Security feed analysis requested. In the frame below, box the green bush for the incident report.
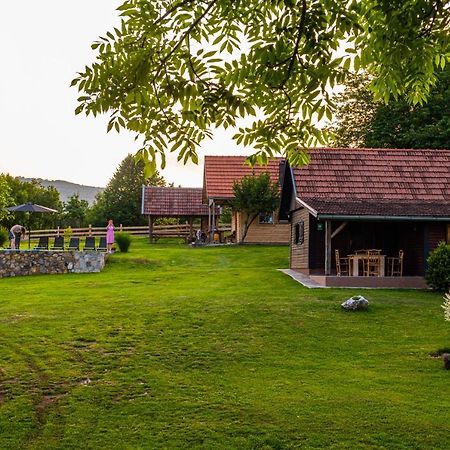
[426,242,450,291]
[0,227,8,247]
[115,232,132,253]
[64,226,73,241]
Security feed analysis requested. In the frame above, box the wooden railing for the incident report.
[28,224,231,240]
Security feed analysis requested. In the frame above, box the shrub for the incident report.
[0,227,8,247]
[115,232,132,253]
[426,242,450,291]
[64,226,73,241]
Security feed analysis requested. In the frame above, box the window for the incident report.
[259,212,274,224]
[294,221,304,245]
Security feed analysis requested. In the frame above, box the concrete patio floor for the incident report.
[278,269,428,289]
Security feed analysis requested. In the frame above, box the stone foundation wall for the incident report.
[0,251,107,278]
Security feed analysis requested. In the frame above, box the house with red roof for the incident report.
[203,156,290,244]
[279,148,450,288]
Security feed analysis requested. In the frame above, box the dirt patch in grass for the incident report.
[0,368,6,405]
[112,257,161,268]
[36,393,67,422]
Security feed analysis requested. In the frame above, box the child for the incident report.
[106,219,115,253]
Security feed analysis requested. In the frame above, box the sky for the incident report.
[0,1,251,189]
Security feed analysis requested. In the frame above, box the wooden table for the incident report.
[348,254,386,277]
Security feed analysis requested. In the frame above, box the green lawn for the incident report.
[0,238,449,449]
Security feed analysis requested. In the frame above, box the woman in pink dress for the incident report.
[106,219,115,253]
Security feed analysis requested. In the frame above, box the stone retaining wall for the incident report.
[0,251,107,278]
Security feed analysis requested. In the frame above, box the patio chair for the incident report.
[387,250,404,277]
[363,250,381,276]
[51,236,64,250]
[97,236,107,252]
[83,236,96,251]
[335,249,352,276]
[34,236,49,251]
[67,237,80,251]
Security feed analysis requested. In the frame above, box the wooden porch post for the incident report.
[325,220,332,275]
[189,216,193,239]
[148,215,154,243]
[209,199,216,242]
[208,200,212,242]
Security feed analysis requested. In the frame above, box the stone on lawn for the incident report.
[341,295,369,311]
[443,353,450,370]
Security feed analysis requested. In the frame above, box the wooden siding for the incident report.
[428,223,448,249]
[290,208,310,270]
[235,212,290,244]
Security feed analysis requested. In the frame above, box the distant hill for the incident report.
[19,177,104,205]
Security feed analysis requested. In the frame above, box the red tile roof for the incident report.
[204,156,283,200]
[142,187,210,216]
[292,148,450,217]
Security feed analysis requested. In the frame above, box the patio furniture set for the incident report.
[335,249,404,277]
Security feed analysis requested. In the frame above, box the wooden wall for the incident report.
[234,211,290,244]
[290,208,310,270]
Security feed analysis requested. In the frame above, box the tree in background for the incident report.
[88,154,165,226]
[364,68,450,149]
[232,172,280,243]
[1,175,62,230]
[0,175,13,223]
[329,68,450,149]
[73,1,449,172]
[63,194,89,228]
[326,73,377,148]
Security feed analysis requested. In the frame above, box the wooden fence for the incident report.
[28,224,231,240]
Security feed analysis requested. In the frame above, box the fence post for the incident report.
[120,224,123,232]
[57,226,60,237]
[89,224,92,236]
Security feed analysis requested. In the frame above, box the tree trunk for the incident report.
[241,213,258,243]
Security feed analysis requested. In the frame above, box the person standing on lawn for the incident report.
[9,225,26,249]
[106,219,115,253]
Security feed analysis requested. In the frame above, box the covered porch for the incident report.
[293,216,448,288]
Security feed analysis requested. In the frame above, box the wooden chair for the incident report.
[363,250,381,276]
[335,249,352,276]
[387,250,404,276]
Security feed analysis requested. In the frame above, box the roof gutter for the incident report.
[317,214,450,222]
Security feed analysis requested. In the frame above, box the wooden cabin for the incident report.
[203,156,290,244]
[279,148,450,288]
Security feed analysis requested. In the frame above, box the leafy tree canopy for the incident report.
[73,0,450,171]
[232,172,280,242]
[0,175,13,222]
[63,194,90,228]
[330,67,450,149]
[326,72,377,148]
[88,154,165,226]
[1,175,62,230]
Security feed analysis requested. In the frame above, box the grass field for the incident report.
[0,238,449,449]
